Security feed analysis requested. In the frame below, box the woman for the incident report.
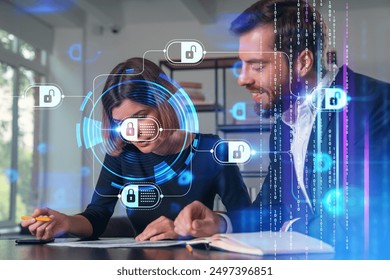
[22,58,251,241]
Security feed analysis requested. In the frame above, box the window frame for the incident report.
[0,31,49,230]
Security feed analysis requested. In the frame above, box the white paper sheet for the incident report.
[47,238,186,248]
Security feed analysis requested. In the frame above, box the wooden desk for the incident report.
[0,239,333,260]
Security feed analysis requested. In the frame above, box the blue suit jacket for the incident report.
[229,66,390,259]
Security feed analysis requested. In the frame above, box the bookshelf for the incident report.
[159,57,271,205]
[160,56,240,133]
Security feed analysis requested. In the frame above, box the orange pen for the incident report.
[185,244,193,254]
[21,216,52,222]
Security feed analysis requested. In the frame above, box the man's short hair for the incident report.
[231,0,328,71]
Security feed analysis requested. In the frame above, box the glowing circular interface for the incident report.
[79,73,199,185]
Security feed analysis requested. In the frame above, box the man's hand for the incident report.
[174,201,226,238]
[135,216,178,241]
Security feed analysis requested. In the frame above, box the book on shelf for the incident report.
[48,231,334,256]
[179,81,203,89]
[179,81,206,103]
[186,90,206,102]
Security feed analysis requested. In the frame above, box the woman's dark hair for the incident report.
[230,0,329,71]
[101,57,179,156]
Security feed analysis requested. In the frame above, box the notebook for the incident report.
[186,231,334,256]
[48,231,334,256]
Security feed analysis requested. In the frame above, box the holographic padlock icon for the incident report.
[185,45,196,59]
[127,189,136,203]
[233,145,244,159]
[44,89,55,103]
[126,122,135,136]
[329,91,341,106]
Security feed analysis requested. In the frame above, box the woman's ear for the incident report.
[296,50,314,78]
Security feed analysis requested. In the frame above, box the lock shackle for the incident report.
[190,45,196,52]
[49,89,55,96]
[128,189,134,195]
[238,145,244,152]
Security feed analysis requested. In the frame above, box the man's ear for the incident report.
[296,50,314,77]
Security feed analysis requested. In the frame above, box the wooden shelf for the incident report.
[240,171,269,178]
[218,123,272,133]
[194,103,223,112]
[160,56,240,70]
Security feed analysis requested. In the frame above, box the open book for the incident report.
[186,231,334,256]
[48,231,334,256]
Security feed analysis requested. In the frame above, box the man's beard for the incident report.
[254,102,271,117]
[254,82,301,118]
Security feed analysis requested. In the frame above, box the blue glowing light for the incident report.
[154,161,176,185]
[76,123,82,147]
[323,188,344,216]
[67,43,101,63]
[231,60,242,78]
[82,77,198,185]
[68,43,82,62]
[4,168,19,183]
[230,102,246,121]
[80,91,93,112]
[305,94,313,103]
[81,166,91,177]
[314,152,333,172]
[82,117,103,149]
[15,0,73,14]
[178,170,193,186]
[36,143,48,154]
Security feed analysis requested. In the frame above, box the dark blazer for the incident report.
[80,133,251,239]
[229,66,390,259]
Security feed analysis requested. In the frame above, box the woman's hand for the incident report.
[135,216,178,241]
[21,208,70,240]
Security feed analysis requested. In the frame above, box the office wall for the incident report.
[45,28,84,213]
[0,1,54,52]
[329,3,390,83]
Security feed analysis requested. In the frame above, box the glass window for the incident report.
[19,40,36,62]
[19,39,47,66]
[0,61,15,222]
[0,28,46,228]
[40,50,47,66]
[0,28,46,66]
[0,29,17,52]
[17,67,38,221]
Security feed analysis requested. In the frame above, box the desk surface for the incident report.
[0,239,334,260]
